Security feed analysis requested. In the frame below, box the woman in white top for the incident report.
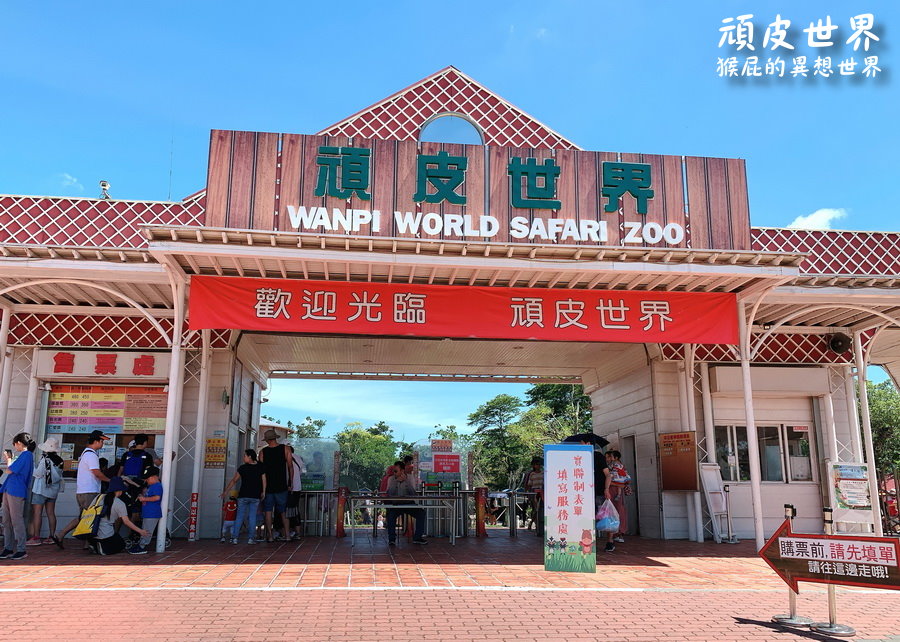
[27,437,65,546]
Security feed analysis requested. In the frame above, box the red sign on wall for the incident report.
[433,453,461,474]
[188,276,738,345]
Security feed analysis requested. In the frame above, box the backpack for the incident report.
[123,449,151,477]
[73,494,105,540]
[32,456,62,499]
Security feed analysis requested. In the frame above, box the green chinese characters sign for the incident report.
[314,144,653,214]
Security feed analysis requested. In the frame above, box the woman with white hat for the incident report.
[26,437,64,546]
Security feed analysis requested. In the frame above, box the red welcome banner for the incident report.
[188,276,738,345]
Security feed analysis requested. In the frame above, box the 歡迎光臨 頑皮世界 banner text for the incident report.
[187,276,738,345]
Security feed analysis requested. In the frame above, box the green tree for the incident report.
[260,415,326,439]
[395,440,416,458]
[524,384,593,434]
[292,416,326,439]
[468,394,524,489]
[429,424,474,451]
[368,420,393,437]
[867,380,900,472]
[335,422,398,490]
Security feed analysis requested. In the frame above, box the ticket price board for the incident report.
[543,444,596,573]
[760,519,900,592]
[659,432,699,491]
[204,437,226,469]
[47,385,167,434]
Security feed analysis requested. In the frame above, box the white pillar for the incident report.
[164,348,186,521]
[676,360,696,541]
[692,492,704,544]
[22,349,40,435]
[822,392,839,463]
[853,332,883,537]
[0,307,11,382]
[683,355,703,543]
[157,278,185,553]
[0,348,13,445]
[188,329,212,541]
[843,366,863,460]
[700,363,716,464]
[737,301,766,549]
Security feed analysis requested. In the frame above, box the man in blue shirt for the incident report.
[1,433,35,559]
[129,466,163,555]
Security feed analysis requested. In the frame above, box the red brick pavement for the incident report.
[0,531,896,640]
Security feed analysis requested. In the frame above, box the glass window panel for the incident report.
[735,426,751,481]
[757,425,784,482]
[786,427,813,481]
[715,425,735,481]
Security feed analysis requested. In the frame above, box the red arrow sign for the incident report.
[759,519,900,592]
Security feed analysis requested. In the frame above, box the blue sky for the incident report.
[1,2,895,439]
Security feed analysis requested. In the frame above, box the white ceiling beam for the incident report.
[183,254,202,275]
[663,275,693,291]
[267,372,581,383]
[750,324,839,335]
[117,282,154,309]
[29,283,62,306]
[565,272,587,288]
[765,287,900,306]
[13,305,175,317]
[149,242,799,281]
[210,256,224,276]
[254,257,268,278]
[0,259,168,284]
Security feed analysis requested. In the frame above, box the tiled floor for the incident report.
[1,530,898,641]
[0,529,790,590]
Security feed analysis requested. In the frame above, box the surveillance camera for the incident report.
[99,180,110,190]
[262,397,270,403]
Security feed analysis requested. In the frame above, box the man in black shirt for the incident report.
[258,429,293,542]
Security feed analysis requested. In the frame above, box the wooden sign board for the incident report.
[659,431,699,491]
[205,130,751,251]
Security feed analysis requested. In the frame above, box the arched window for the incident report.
[419,114,484,145]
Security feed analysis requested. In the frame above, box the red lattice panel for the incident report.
[752,228,900,276]
[661,333,856,364]
[319,67,578,150]
[183,329,230,349]
[0,195,205,249]
[9,314,229,349]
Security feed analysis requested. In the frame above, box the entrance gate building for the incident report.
[1,67,898,551]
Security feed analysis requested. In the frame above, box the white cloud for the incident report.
[787,208,847,230]
[535,27,548,39]
[57,173,84,192]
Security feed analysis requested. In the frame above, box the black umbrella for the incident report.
[562,433,609,448]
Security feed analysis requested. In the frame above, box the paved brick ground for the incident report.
[0,530,897,640]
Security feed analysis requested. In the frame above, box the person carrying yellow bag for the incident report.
[72,494,104,540]
[74,477,148,555]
